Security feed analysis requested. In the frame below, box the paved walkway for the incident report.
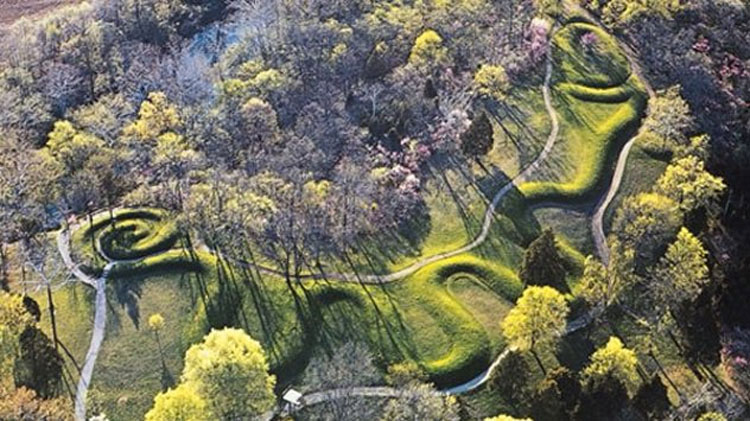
[56,14,652,418]
[57,225,161,421]
[57,228,112,421]
[217,49,561,287]
[580,2,656,266]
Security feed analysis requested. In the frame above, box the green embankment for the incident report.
[51,18,655,420]
[61,208,520,418]
[520,22,648,203]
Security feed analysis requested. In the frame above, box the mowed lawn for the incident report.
[56,221,521,420]
[30,16,665,421]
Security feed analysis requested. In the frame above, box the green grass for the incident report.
[86,274,198,419]
[339,158,533,276]
[106,249,207,279]
[603,142,670,233]
[61,214,523,418]
[520,21,648,204]
[48,18,661,420]
[533,206,594,257]
[30,283,94,400]
[98,218,180,260]
[552,22,630,88]
[482,82,552,179]
[71,208,178,274]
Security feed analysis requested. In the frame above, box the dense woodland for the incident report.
[0,0,749,420]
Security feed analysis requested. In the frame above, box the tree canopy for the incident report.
[519,229,567,291]
[502,286,569,373]
[653,227,710,306]
[145,384,210,421]
[654,156,726,214]
[148,328,275,420]
[582,337,639,394]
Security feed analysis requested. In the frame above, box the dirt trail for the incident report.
[57,228,110,421]
[0,0,80,26]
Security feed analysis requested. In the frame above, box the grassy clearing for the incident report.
[552,22,630,88]
[343,158,533,276]
[86,273,197,419]
[533,206,594,257]
[51,18,657,418]
[482,82,552,179]
[30,283,94,401]
[63,213,522,418]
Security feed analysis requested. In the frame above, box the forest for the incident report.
[0,0,749,420]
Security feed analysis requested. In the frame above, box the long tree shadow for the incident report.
[108,275,145,329]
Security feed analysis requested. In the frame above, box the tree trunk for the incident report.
[155,331,162,357]
[88,211,96,258]
[531,348,547,376]
[0,243,8,291]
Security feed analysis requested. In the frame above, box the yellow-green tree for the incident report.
[641,86,693,154]
[535,0,563,16]
[45,120,104,174]
[485,416,533,421]
[654,227,709,306]
[582,337,640,394]
[145,384,210,421]
[587,0,682,27]
[148,313,165,333]
[579,256,620,314]
[0,292,34,390]
[474,65,510,102]
[181,328,276,419]
[611,192,681,272]
[148,313,165,351]
[697,412,727,421]
[654,156,726,214]
[502,286,569,374]
[409,29,448,67]
[123,92,182,142]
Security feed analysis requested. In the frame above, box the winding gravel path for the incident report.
[57,224,167,421]
[56,15,652,417]
[57,43,561,420]
[220,55,561,286]
[57,228,112,421]
[584,4,656,266]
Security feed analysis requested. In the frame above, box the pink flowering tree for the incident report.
[721,328,750,401]
[429,108,471,152]
[580,31,599,53]
[528,18,551,65]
